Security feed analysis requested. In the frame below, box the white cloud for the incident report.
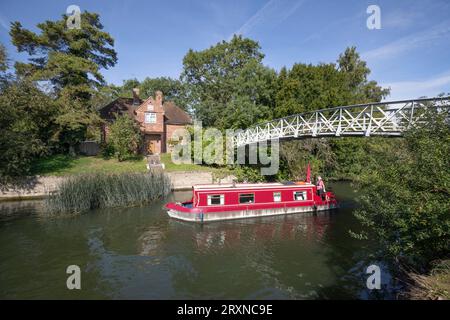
[0,14,9,31]
[382,72,450,101]
[362,20,450,61]
[230,0,306,39]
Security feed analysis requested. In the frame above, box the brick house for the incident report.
[99,89,192,154]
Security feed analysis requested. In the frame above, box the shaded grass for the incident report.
[45,171,172,213]
[160,153,231,173]
[31,154,148,176]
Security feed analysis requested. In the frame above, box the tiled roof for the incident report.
[163,101,192,125]
[98,97,192,125]
[98,97,141,121]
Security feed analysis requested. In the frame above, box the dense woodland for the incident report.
[0,11,448,282]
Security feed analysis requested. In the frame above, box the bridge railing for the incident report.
[233,97,450,147]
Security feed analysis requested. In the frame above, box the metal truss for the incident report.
[233,97,450,147]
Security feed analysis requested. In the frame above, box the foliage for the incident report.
[234,46,391,182]
[353,110,450,268]
[181,35,276,129]
[0,79,59,182]
[45,171,171,213]
[405,259,450,300]
[274,47,389,118]
[279,139,336,180]
[125,77,188,110]
[0,43,11,89]
[337,47,390,103]
[10,11,117,146]
[233,165,267,183]
[108,114,141,161]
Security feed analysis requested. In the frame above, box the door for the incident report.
[144,134,160,155]
[147,139,156,154]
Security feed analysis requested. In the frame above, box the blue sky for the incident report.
[0,0,449,100]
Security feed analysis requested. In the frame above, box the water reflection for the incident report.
[0,183,396,299]
[169,212,333,253]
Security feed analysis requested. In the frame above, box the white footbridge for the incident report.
[233,97,450,147]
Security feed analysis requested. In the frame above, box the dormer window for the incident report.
[147,104,154,111]
[144,112,156,124]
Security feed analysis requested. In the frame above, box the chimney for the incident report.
[155,90,163,106]
[132,88,140,105]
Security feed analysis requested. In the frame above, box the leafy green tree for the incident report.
[0,43,10,89]
[274,63,350,117]
[270,47,391,182]
[0,80,59,182]
[108,114,141,161]
[10,11,117,147]
[181,35,276,129]
[337,46,390,103]
[274,47,389,119]
[353,110,450,268]
[117,77,189,111]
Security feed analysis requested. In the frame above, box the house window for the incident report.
[239,193,254,204]
[207,194,224,206]
[147,104,154,111]
[273,192,281,202]
[144,112,156,123]
[293,191,307,201]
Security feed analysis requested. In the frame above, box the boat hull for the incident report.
[167,203,338,223]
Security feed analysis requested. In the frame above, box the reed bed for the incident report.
[46,171,172,213]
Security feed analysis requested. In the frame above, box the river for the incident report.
[0,182,397,299]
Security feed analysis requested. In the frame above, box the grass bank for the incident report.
[45,171,171,213]
[31,154,148,176]
[159,153,231,173]
[32,154,232,176]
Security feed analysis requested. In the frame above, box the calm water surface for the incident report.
[0,182,396,299]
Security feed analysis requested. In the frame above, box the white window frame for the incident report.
[293,191,307,201]
[144,112,156,124]
[239,193,255,204]
[273,192,281,202]
[207,194,224,206]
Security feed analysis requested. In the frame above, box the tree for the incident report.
[337,46,390,103]
[10,11,117,147]
[108,114,141,161]
[118,77,189,111]
[0,43,10,89]
[0,80,59,182]
[274,63,350,117]
[181,35,276,129]
[274,47,390,119]
[353,109,450,269]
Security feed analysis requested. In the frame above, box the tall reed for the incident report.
[46,171,172,213]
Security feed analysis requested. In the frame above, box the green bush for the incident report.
[108,114,141,161]
[46,171,172,213]
[353,110,450,269]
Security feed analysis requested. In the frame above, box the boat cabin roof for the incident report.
[193,181,315,191]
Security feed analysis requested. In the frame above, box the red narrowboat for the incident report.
[165,180,338,223]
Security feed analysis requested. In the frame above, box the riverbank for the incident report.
[403,260,450,300]
[0,171,237,201]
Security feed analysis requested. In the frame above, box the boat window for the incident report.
[239,193,254,204]
[273,192,281,202]
[207,194,224,205]
[293,191,307,201]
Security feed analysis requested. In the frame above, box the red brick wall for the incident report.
[102,91,190,154]
[165,124,188,153]
[135,95,165,133]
